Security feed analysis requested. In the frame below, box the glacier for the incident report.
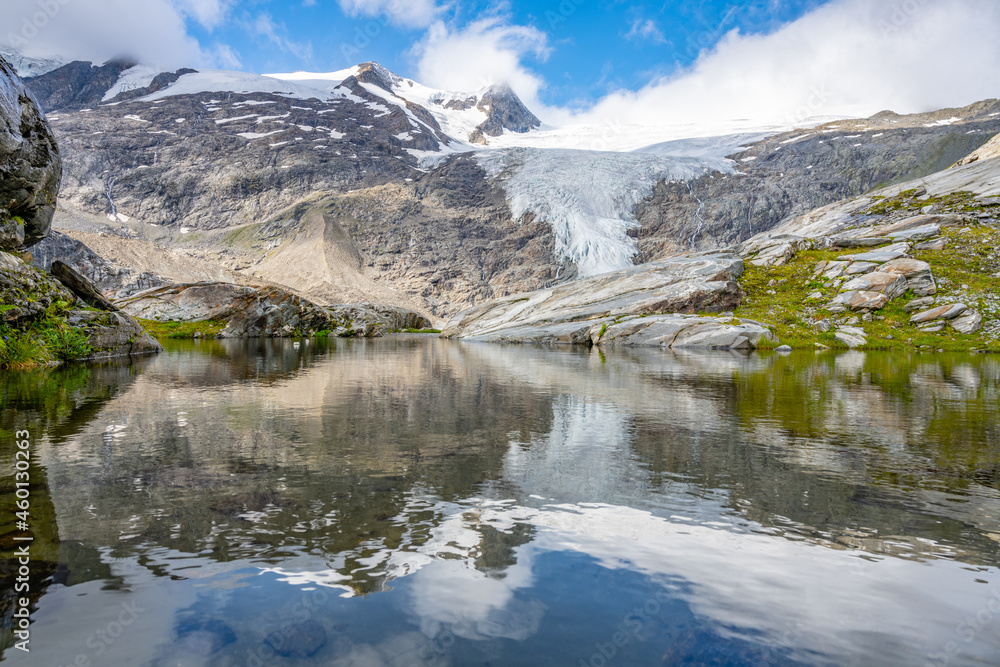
[476,148,736,278]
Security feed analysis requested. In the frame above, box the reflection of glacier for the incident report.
[476,148,735,277]
[501,395,647,503]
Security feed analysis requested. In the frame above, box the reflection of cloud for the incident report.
[408,560,543,642]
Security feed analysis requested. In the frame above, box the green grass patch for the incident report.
[734,228,1000,351]
[0,309,92,368]
[400,328,442,334]
[139,319,228,339]
[866,189,999,217]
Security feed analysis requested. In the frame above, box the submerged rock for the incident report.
[176,618,237,655]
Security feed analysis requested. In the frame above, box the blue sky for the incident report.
[4,0,1000,126]
[178,1,828,109]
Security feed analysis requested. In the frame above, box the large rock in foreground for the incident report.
[118,282,431,338]
[0,250,160,360]
[443,253,745,343]
[0,56,61,248]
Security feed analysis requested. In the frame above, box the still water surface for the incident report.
[2,337,1000,666]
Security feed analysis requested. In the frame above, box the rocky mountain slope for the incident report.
[0,56,161,363]
[444,129,1000,352]
[12,51,1000,328]
[634,100,1000,260]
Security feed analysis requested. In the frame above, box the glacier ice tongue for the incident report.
[476,148,735,278]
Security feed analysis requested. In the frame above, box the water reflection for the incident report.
[2,339,1000,665]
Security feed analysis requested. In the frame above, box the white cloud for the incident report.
[415,17,550,103]
[560,0,1000,129]
[250,12,314,61]
[212,43,243,69]
[337,0,440,29]
[626,19,666,44]
[171,0,236,29]
[0,0,214,70]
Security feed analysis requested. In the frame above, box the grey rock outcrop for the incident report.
[65,309,162,360]
[118,281,431,338]
[443,253,744,343]
[635,100,1000,260]
[469,84,541,144]
[0,56,61,248]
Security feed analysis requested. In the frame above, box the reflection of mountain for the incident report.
[7,341,1000,664]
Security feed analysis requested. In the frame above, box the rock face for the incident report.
[469,84,542,144]
[66,309,162,359]
[118,282,431,338]
[443,253,744,343]
[634,100,1000,260]
[592,314,776,350]
[0,56,61,248]
[0,59,160,362]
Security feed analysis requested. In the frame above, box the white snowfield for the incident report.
[102,65,159,102]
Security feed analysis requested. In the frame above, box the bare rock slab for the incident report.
[910,303,967,324]
[443,253,745,340]
[950,311,982,334]
[840,272,908,300]
[879,258,937,296]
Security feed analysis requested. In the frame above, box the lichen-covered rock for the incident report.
[840,272,908,300]
[950,310,983,334]
[0,250,73,323]
[0,56,61,248]
[879,258,937,296]
[830,290,889,312]
[834,331,867,349]
[65,310,161,360]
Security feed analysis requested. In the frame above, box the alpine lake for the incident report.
[2,336,999,666]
